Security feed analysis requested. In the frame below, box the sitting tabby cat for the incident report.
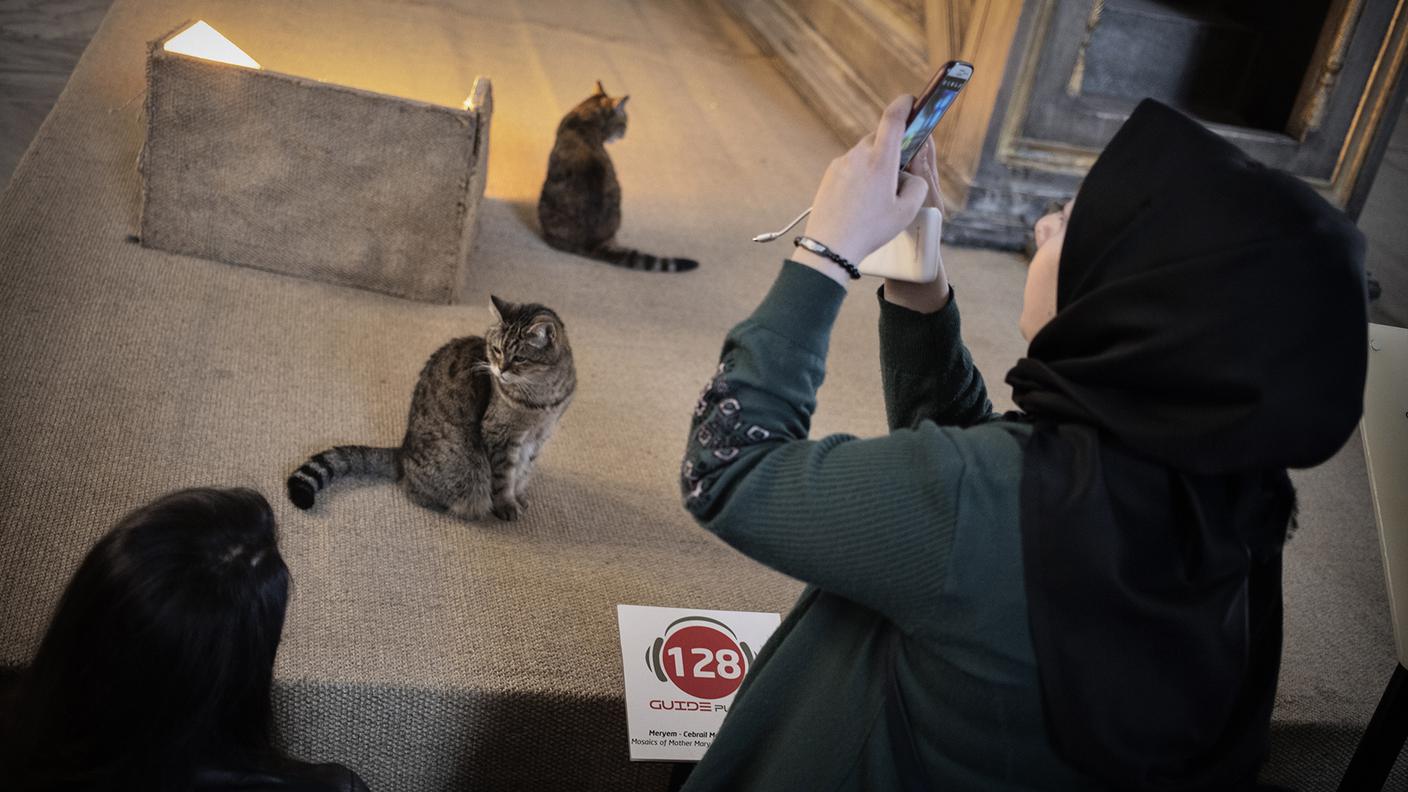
[287,296,575,521]
[538,80,698,273]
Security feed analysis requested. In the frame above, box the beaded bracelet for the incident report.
[794,235,861,280]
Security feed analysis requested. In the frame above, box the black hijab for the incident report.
[1006,99,1367,789]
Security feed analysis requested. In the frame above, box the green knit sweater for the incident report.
[679,261,1101,791]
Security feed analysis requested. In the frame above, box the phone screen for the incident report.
[899,65,970,168]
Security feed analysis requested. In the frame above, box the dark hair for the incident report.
[0,488,291,791]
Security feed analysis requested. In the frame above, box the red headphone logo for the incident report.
[645,615,756,700]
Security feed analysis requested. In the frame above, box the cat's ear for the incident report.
[594,79,607,97]
[527,320,556,349]
[490,295,511,323]
[614,95,630,112]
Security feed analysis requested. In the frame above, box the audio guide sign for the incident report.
[616,604,781,761]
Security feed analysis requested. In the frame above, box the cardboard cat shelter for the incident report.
[139,20,492,303]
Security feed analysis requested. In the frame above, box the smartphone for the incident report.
[899,60,973,168]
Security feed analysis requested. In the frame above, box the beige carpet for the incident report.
[0,0,1401,789]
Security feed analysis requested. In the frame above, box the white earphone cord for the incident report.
[751,207,812,243]
[750,152,947,245]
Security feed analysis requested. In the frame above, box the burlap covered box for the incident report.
[139,21,492,303]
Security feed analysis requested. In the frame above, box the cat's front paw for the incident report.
[492,499,523,522]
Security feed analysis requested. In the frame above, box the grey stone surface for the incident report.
[0,0,114,188]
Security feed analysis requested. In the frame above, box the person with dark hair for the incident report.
[0,487,370,792]
[679,96,1367,789]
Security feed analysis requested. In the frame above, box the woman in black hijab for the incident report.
[678,96,1367,791]
[1010,98,1367,787]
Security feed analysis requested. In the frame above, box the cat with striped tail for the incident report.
[538,80,699,273]
[287,296,575,521]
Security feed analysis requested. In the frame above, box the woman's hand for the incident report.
[793,96,928,286]
[883,139,952,313]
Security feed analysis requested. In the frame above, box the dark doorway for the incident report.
[1080,0,1333,131]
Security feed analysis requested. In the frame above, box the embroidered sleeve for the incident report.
[679,312,985,633]
[679,262,840,520]
[677,262,985,634]
[680,360,740,510]
[680,325,821,520]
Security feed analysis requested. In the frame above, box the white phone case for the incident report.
[858,207,942,282]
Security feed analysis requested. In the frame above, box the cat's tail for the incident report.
[287,445,401,510]
[591,244,699,273]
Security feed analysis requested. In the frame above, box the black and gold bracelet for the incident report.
[794,235,861,280]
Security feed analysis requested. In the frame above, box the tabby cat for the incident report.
[287,296,575,521]
[538,81,698,273]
